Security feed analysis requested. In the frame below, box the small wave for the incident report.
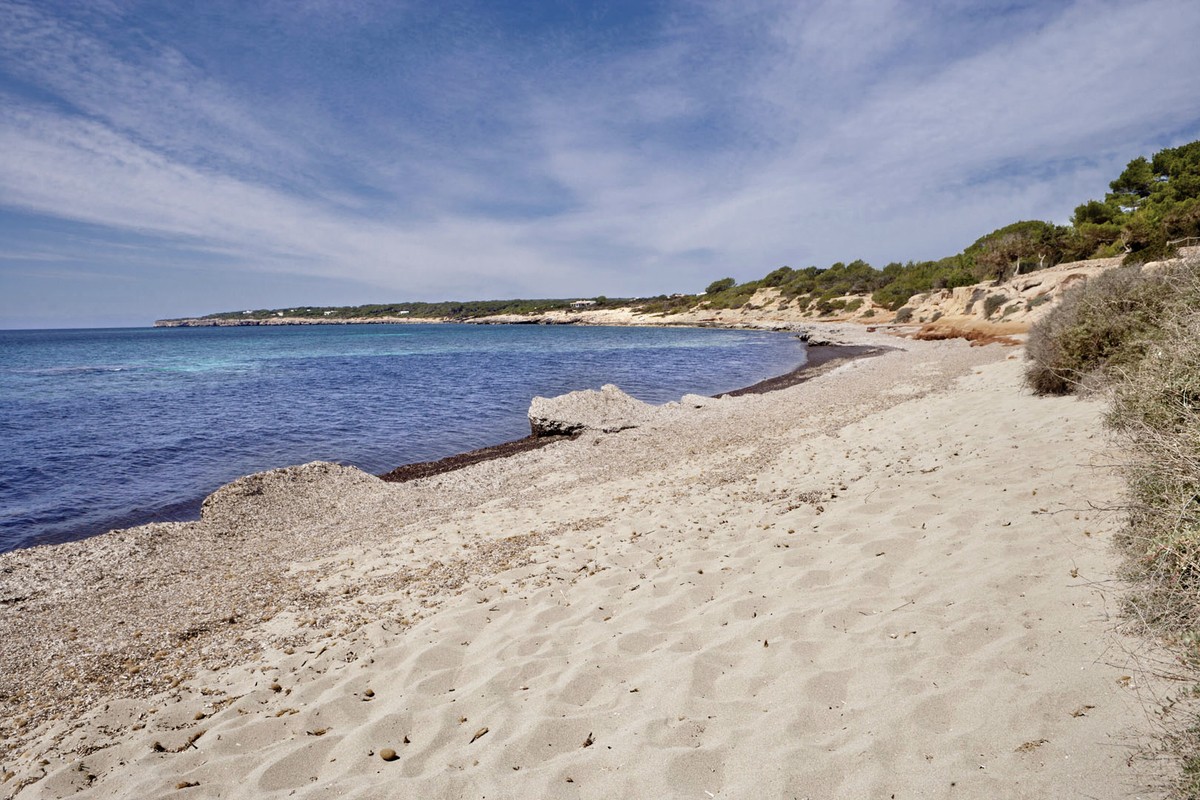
[8,365,141,376]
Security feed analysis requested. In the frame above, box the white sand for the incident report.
[0,333,1165,798]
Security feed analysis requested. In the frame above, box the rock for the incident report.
[528,384,657,437]
[680,394,714,408]
[796,329,835,346]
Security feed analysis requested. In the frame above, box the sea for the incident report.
[0,324,807,553]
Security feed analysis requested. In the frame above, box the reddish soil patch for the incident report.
[912,325,1022,347]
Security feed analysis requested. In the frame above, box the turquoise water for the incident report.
[0,323,806,552]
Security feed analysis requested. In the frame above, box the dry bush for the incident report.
[1110,306,1200,631]
[1024,264,1182,395]
[912,325,1021,347]
[1106,264,1200,628]
[1103,262,1200,796]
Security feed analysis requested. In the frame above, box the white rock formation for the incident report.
[528,384,658,437]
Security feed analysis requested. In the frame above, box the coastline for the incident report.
[377,340,885,486]
[5,323,816,553]
[0,329,1165,798]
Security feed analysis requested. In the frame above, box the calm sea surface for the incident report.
[0,324,806,553]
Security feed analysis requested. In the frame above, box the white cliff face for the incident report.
[897,257,1123,328]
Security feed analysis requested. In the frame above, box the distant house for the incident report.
[571,300,597,308]
[323,310,334,316]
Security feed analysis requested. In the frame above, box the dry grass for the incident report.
[912,324,1022,347]
[1024,264,1181,395]
[1099,262,1200,797]
[1024,258,1200,795]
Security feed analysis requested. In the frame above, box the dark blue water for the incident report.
[0,324,805,553]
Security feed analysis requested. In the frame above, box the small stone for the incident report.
[379,748,399,762]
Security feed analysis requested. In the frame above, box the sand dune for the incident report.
[0,331,1165,798]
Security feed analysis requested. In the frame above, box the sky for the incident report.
[1,1,1199,328]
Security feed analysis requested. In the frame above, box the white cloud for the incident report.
[1,0,1199,321]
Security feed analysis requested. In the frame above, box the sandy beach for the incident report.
[0,327,1165,798]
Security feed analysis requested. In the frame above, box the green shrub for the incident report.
[705,277,736,295]
[1024,264,1184,395]
[702,280,760,309]
[982,294,1007,318]
[893,306,914,323]
[861,308,875,318]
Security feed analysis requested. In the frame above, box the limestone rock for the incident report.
[528,384,656,437]
[680,393,715,408]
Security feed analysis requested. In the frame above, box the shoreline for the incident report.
[377,341,886,486]
[7,324,826,554]
[0,331,1163,797]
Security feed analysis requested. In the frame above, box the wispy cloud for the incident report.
[1,0,1199,326]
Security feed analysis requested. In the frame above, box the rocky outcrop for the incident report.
[528,384,658,437]
[897,257,1123,329]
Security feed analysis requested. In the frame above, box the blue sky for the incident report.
[2,0,1199,328]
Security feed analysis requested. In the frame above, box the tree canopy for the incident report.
[716,138,1200,312]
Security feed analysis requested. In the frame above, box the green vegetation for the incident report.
[704,277,736,294]
[700,280,761,309]
[632,293,700,316]
[982,294,1007,319]
[690,139,1200,316]
[1024,265,1180,394]
[1025,259,1200,796]
[199,296,633,322]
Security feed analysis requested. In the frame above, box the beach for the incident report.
[0,326,1165,798]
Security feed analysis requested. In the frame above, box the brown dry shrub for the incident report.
[1024,264,1184,395]
[912,325,1020,347]
[1110,304,1200,631]
[1102,262,1200,797]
